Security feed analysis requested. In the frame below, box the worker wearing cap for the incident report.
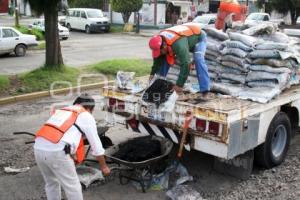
[34,94,110,200]
[149,23,210,95]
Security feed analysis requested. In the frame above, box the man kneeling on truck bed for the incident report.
[148,23,210,96]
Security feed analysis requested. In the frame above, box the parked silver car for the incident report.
[0,27,37,57]
[29,19,70,40]
[192,14,217,28]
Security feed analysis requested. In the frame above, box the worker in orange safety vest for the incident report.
[34,94,110,200]
[148,23,210,96]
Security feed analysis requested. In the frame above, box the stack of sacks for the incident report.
[166,23,300,103]
[205,24,300,103]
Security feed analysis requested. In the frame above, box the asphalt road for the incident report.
[0,31,151,75]
[0,92,299,199]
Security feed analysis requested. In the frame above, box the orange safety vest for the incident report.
[35,105,87,164]
[160,23,201,65]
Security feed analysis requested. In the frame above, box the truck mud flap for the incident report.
[127,120,191,151]
[213,150,254,180]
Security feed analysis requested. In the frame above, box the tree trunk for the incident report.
[122,12,132,23]
[290,9,298,25]
[44,7,64,68]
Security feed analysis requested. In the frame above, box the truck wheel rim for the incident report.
[271,125,287,158]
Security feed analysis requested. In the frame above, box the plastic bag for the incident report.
[76,166,104,189]
[204,27,229,41]
[228,31,260,47]
[116,71,135,89]
[248,49,280,59]
[166,185,203,200]
[220,54,249,67]
[242,23,278,36]
[222,40,252,51]
[159,91,178,112]
[254,42,288,51]
[221,47,248,58]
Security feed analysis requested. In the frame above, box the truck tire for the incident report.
[14,44,27,57]
[254,112,291,169]
[67,23,72,31]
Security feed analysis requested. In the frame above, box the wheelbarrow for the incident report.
[13,126,114,158]
[105,135,174,192]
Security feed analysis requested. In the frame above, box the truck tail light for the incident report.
[108,98,125,110]
[109,98,116,107]
[209,122,220,136]
[196,119,206,132]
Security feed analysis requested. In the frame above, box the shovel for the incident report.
[177,111,193,158]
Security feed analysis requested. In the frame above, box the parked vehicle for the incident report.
[65,8,110,33]
[29,19,70,40]
[192,14,217,28]
[0,27,37,57]
[245,12,270,26]
[245,12,285,26]
[58,15,67,26]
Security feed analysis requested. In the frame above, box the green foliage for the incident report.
[0,75,9,91]
[20,66,80,92]
[69,0,103,9]
[111,0,143,23]
[110,25,124,33]
[88,59,151,77]
[111,0,143,13]
[15,25,44,41]
[256,0,300,24]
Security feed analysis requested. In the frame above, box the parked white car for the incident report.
[245,12,285,26]
[58,14,66,26]
[245,13,270,26]
[0,27,37,57]
[192,14,217,28]
[29,19,70,40]
[66,8,110,33]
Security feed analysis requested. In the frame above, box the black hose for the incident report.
[13,132,35,137]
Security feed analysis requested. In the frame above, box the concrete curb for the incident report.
[0,80,114,106]
[121,32,154,37]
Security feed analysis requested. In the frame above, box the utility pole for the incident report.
[154,0,157,26]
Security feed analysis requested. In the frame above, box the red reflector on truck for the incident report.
[109,98,116,107]
[196,119,206,132]
[127,118,139,129]
[108,98,125,110]
[209,122,219,136]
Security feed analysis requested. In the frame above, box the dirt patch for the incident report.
[0,75,23,98]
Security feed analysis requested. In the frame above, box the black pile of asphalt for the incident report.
[142,79,174,107]
[112,136,162,162]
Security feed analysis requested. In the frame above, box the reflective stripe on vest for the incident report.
[35,105,86,164]
[160,23,201,65]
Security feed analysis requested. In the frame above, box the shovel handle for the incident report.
[177,111,193,158]
[177,129,188,158]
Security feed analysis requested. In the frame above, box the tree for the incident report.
[257,0,300,25]
[111,0,143,24]
[69,0,104,9]
[27,0,65,68]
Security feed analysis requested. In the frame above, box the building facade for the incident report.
[109,0,260,26]
[0,0,9,13]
